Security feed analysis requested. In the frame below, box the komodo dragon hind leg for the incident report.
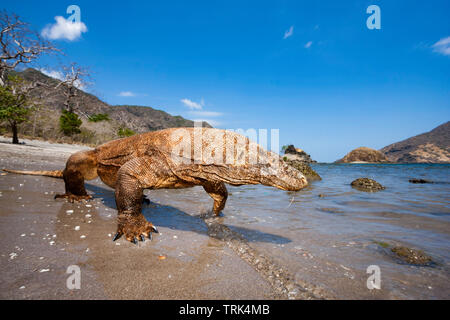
[54,150,97,202]
[54,169,92,202]
[112,157,159,244]
[203,181,228,216]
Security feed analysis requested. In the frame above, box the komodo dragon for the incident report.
[4,128,308,244]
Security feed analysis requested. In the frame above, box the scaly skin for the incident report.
[4,128,308,244]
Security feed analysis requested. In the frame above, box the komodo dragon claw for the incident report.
[113,232,122,241]
[115,213,158,244]
[112,214,158,244]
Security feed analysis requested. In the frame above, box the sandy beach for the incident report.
[0,136,326,300]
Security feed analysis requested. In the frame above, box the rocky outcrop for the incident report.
[284,159,321,182]
[350,178,385,192]
[282,145,321,181]
[336,147,389,163]
[381,121,450,163]
[283,145,317,163]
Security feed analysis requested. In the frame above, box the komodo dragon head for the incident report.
[257,153,308,191]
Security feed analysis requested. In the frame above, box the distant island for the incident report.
[336,121,449,164]
[336,147,389,164]
[380,121,449,163]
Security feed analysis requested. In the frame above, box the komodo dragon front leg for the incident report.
[112,156,160,244]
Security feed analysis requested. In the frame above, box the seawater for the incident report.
[150,164,450,299]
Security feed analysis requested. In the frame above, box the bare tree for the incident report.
[56,63,90,113]
[0,10,57,86]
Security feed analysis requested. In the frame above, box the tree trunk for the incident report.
[32,110,37,137]
[12,122,19,144]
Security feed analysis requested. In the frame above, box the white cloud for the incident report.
[193,119,220,127]
[40,68,64,81]
[181,98,223,125]
[118,91,136,97]
[181,98,204,110]
[304,41,313,48]
[40,68,85,90]
[283,26,294,39]
[41,16,87,41]
[432,36,450,56]
[189,111,223,117]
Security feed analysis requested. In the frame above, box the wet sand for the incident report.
[0,137,325,300]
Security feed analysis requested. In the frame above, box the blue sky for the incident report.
[5,0,450,162]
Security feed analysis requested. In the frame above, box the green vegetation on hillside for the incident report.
[118,127,135,138]
[60,110,82,135]
[88,113,110,122]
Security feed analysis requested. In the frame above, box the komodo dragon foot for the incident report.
[54,193,93,203]
[113,213,159,244]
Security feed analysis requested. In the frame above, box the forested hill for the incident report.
[1,68,210,145]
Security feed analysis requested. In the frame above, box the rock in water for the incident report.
[336,147,389,163]
[391,246,432,266]
[284,159,321,182]
[409,179,433,184]
[283,145,317,163]
[281,145,321,181]
[350,178,385,192]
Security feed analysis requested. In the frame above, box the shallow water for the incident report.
[150,164,450,299]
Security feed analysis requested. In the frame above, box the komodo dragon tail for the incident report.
[3,169,63,178]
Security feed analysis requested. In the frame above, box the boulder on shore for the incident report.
[336,147,389,163]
